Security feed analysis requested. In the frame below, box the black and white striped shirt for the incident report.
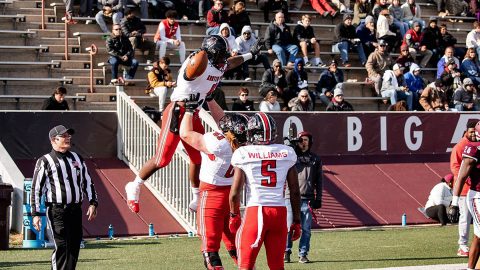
[30,150,98,215]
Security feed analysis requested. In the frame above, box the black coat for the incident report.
[121,16,146,37]
[231,99,255,111]
[264,22,294,49]
[420,27,440,50]
[106,34,134,57]
[42,96,69,110]
[293,24,316,45]
[334,22,357,43]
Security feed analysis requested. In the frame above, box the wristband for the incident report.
[241,53,253,62]
[185,111,194,116]
[134,177,145,185]
[452,195,459,206]
[191,187,199,195]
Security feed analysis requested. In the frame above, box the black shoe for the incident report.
[284,251,291,263]
[299,256,310,263]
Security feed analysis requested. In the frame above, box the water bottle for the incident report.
[402,213,407,226]
[188,231,194,237]
[148,223,154,236]
[108,224,114,239]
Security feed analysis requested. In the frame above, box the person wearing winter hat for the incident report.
[402,21,433,68]
[404,63,424,110]
[317,59,345,105]
[424,173,454,226]
[355,15,378,56]
[326,83,354,111]
[380,63,413,110]
[453,78,478,111]
[334,13,367,67]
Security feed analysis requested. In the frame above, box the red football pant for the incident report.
[237,206,287,270]
[154,102,204,167]
[197,182,236,252]
[310,0,335,13]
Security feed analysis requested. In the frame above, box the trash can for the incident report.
[0,183,13,250]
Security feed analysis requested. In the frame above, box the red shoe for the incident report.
[457,246,469,257]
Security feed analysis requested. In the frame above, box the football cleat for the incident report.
[125,181,141,213]
[457,246,469,257]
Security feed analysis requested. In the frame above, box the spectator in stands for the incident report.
[231,87,255,111]
[146,57,176,112]
[334,13,367,67]
[421,17,441,61]
[288,89,315,111]
[286,58,309,100]
[403,63,424,110]
[419,79,449,111]
[396,44,416,73]
[353,0,373,25]
[445,0,469,17]
[372,0,389,21]
[401,0,424,28]
[80,0,93,18]
[95,1,124,34]
[107,24,139,84]
[317,59,345,105]
[63,0,76,24]
[236,26,270,81]
[453,78,478,111]
[293,15,326,67]
[154,10,186,64]
[366,39,393,95]
[259,0,290,23]
[220,23,241,79]
[376,9,399,51]
[265,12,299,68]
[42,87,70,110]
[228,1,250,38]
[259,90,282,111]
[126,0,148,19]
[121,9,156,58]
[388,0,409,38]
[331,0,352,14]
[381,63,413,110]
[437,46,460,79]
[206,0,229,35]
[311,0,338,18]
[466,21,480,62]
[439,24,464,59]
[326,83,355,111]
[149,0,175,19]
[356,16,378,56]
[403,21,433,68]
[450,121,477,258]
[260,59,288,97]
[424,174,454,226]
[440,58,462,105]
[461,48,480,86]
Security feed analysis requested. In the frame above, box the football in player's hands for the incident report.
[185,50,208,80]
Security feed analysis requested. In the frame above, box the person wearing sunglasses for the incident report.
[236,26,270,81]
[365,39,392,95]
[288,89,314,111]
[232,87,255,111]
[106,23,139,85]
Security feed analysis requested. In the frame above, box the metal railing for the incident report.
[116,86,196,232]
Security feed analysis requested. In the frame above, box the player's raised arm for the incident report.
[179,95,210,154]
[226,38,265,71]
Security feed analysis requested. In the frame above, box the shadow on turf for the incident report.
[315,256,460,263]
[85,239,167,247]
[0,258,110,268]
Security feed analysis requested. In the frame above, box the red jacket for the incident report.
[403,29,421,48]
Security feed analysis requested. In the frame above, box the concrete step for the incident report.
[33,36,78,45]
[19,7,55,15]
[44,44,82,53]
[21,14,57,23]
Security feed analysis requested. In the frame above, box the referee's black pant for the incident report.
[46,203,83,270]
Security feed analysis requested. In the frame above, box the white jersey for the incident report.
[170,54,225,106]
[231,144,297,207]
[199,131,234,186]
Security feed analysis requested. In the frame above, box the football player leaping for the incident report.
[450,121,480,270]
[180,102,248,269]
[125,35,263,213]
[229,112,302,270]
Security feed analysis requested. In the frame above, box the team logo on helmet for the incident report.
[201,35,229,70]
[219,113,249,145]
[247,112,277,145]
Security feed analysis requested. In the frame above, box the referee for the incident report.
[30,125,98,270]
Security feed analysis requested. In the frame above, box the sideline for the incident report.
[358,263,466,270]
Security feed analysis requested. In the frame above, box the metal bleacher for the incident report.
[0,0,475,110]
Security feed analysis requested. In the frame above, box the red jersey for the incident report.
[462,141,480,191]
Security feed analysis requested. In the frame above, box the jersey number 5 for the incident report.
[261,160,277,187]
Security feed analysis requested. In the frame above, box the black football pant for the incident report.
[426,205,448,225]
[47,203,83,270]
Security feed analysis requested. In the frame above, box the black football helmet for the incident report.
[247,112,277,145]
[218,113,249,145]
[201,35,229,70]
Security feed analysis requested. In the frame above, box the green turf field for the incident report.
[0,225,470,270]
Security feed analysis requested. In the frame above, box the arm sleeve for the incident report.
[79,155,98,206]
[31,158,47,216]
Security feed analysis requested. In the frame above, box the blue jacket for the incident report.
[461,58,480,80]
[316,68,344,94]
[356,23,376,47]
[404,64,424,93]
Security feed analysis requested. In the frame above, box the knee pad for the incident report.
[203,252,223,270]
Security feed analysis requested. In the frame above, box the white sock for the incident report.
[313,57,321,65]
[134,176,145,185]
[303,56,309,63]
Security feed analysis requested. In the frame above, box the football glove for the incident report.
[250,38,265,56]
[447,205,460,223]
[290,222,302,241]
[189,187,200,212]
[229,213,242,235]
[184,93,200,113]
[125,181,142,213]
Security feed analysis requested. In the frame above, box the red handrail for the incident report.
[89,44,98,93]
[40,0,45,30]
[64,13,69,60]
